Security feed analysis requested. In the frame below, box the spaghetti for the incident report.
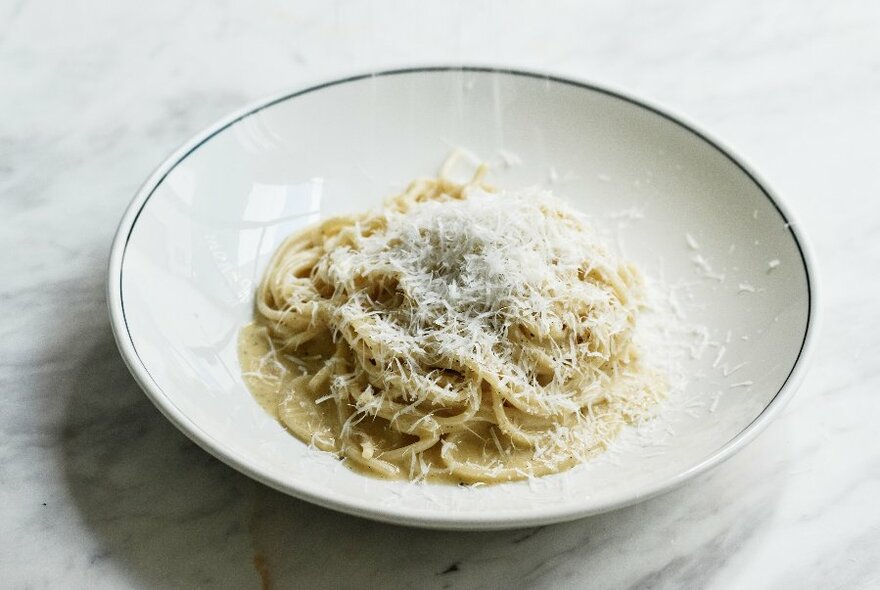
[239,167,663,483]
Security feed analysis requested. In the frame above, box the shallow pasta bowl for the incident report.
[108,67,817,530]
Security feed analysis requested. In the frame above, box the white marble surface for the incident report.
[1,1,878,588]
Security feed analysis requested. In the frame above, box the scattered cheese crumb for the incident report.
[667,287,687,320]
[768,259,780,272]
[738,283,757,293]
[497,149,523,168]
[712,345,727,368]
[691,254,725,281]
[709,392,722,413]
[685,233,700,250]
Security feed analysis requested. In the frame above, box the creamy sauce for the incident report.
[239,322,608,483]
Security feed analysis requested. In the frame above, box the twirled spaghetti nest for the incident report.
[242,170,662,483]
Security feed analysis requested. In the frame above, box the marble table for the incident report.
[2,1,878,588]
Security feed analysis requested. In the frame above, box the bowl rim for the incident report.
[107,65,819,530]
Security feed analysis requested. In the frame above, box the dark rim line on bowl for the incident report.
[111,66,813,527]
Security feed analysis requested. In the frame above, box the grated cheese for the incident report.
[325,186,645,424]
[497,149,523,168]
[691,254,725,282]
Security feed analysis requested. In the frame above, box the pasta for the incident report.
[239,166,663,483]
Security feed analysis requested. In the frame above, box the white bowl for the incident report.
[108,67,816,530]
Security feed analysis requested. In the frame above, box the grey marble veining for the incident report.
[2,1,879,588]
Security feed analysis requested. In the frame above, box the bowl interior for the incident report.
[117,69,810,528]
